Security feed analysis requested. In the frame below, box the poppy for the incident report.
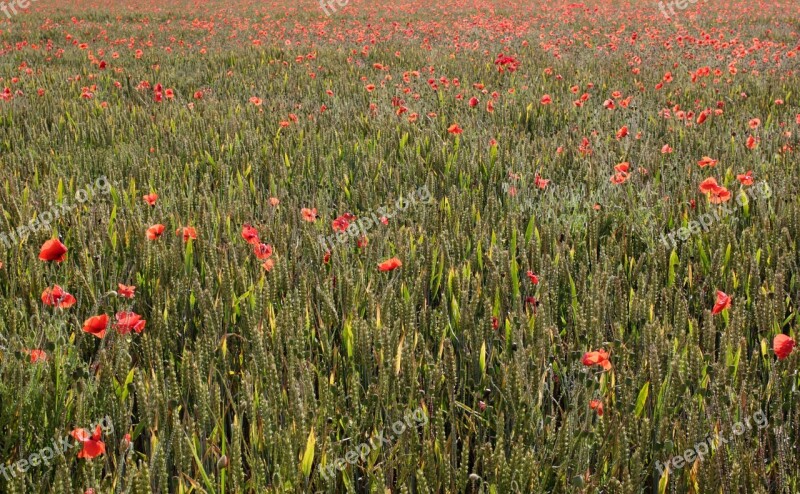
[581,349,612,370]
[589,399,604,416]
[711,290,731,314]
[41,285,77,308]
[746,135,759,149]
[736,171,754,186]
[28,349,48,363]
[378,257,402,272]
[241,224,260,244]
[534,174,550,189]
[82,314,109,339]
[748,118,761,129]
[253,243,273,260]
[332,213,356,232]
[708,186,732,204]
[468,97,479,108]
[146,224,165,240]
[249,96,262,106]
[262,258,275,272]
[526,271,539,284]
[301,208,318,223]
[540,94,552,105]
[176,226,197,243]
[39,239,68,263]
[117,284,136,298]
[70,425,106,459]
[323,251,331,264]
[698,177,720,194]
[447,124,463,134]
[610,162,630,184]
[269,197,280,207]
[114,311,146,334]
[615,126,628,139]
[143,193,158,206]
[773,334,795,360]
[698,156,718,168]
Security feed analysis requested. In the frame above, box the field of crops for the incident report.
[1,0,800,492]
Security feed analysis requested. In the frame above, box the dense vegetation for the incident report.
[1,0,800,492]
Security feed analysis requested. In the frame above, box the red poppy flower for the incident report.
[269,197,280,207]
[249,96,262,106]
[540,94,552,105]
[661,144,673,154]
[736,171,754,186]
[534,174,550,189]
[332,213,356,232]
[699,177,720,194]
[708,186,732,204]
[323,251,331,264]
[114,311,146,335]
[378,257,402,272]
[447,124,463,134]
[262,258,275,271]
[581,349,612,370]
[70,425,106,459]
[526,271,539,284]
[41,285,77,308]
[253,243,273,260]
[468,97,479,108]
[589,399,604,416]
[143,193,158,206]
[615,126,628,139]
[241,224,260,244]
[118,284,136,298]
[28,349,48,363]
[39,239,68,263]
[773,334,795,360]
[82,314,109,339]
[746,135,759,150]
[711,290,731,314]
[176,226,197,243]
[698,156,718,168]
[301,208,318,222]
[610,162,630,184]
[748,118,761,129]
[146,224,165,240]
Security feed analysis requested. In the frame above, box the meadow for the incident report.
[0,0,800,492]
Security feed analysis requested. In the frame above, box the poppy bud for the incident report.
[217,455,228,469]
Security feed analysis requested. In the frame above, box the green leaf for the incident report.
[634,381,650,418]
[668,249,679,287]
[301,427,316,479]
[479,340,486,377]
